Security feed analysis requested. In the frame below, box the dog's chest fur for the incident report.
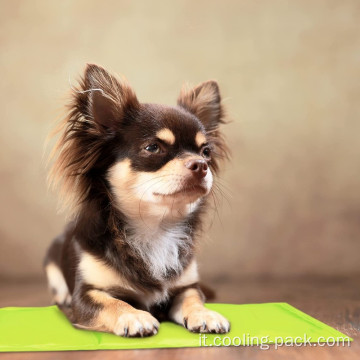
[125,222,192,281]
[78,221,197,308]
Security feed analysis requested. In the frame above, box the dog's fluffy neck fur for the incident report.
[123,220,192,280]
[73,189,202,282]
[105,182,205,280]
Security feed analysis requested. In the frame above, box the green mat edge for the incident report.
[268,303,354,343]
[0,302,353,352]
[211,302,353,344]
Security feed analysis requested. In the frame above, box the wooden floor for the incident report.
[0,275,359,359]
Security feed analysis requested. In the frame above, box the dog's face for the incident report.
[108,104,215,219]
[50,64,227,219]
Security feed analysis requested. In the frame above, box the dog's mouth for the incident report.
[153,184,207,198]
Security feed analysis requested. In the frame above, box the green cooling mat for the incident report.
[0,303,352,352]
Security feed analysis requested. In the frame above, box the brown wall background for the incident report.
[1,0,360,281]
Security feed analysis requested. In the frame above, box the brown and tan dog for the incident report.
[45,64,230,337]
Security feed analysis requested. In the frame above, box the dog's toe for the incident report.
[114,310,159,337]
[184,309,230,334]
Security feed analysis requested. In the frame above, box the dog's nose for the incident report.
[185,159,208,178]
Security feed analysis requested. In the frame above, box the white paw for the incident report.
[184,308,230,333]
[114,310,160,337]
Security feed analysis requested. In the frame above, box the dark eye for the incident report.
[145,143,161,154]
[201,146,211,158]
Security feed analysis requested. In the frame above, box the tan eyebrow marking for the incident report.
[195,132,207,147]
[156,128,176,145]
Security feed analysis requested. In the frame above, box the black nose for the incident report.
[185,159,208,178]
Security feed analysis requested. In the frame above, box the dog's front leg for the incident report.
[169,287,230,333]
[71,288,159,337]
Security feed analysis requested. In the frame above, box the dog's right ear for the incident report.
[81,64,139,131]
[48,65,139,214]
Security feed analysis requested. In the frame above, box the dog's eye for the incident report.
[145,143,161,154]
[201,146,211,159]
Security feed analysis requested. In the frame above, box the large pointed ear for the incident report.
[177,80,228,172]
[82,64,139,131]
[177,80,224,131]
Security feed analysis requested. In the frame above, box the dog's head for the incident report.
[49,64,228,221]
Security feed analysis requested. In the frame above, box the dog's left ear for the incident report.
[177,80,224,132]
[177,80,228,172]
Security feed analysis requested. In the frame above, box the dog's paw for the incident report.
[114,310,160,337]
[184,308,230,333]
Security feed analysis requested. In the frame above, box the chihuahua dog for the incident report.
[44,64,229,337]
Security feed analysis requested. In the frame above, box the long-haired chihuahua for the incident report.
[45,64,230,337]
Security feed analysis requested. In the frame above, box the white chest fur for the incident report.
[125,223,192,280]
[78,222,197,308]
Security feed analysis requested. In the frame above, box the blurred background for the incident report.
[1,0,360,288]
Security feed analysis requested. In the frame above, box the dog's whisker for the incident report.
[212,183,232,209]
[128,174,177,190]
